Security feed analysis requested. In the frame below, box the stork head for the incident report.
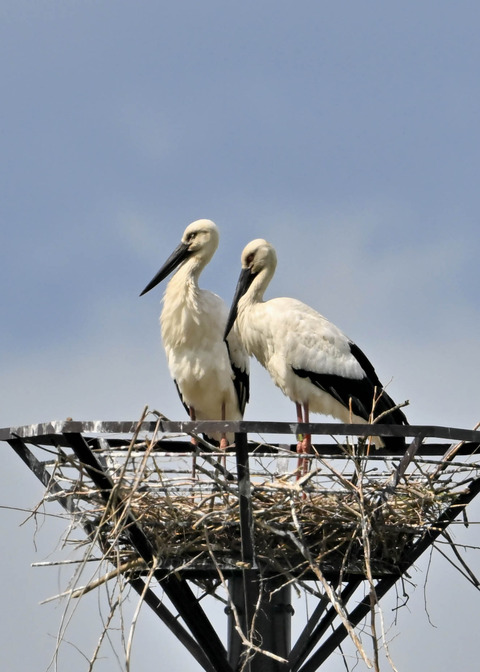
[240,238,277,277]
[224,239,277,339]
[181,219,219,262]
[140,219,219,296]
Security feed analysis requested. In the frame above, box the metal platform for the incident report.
[3,419,480,671]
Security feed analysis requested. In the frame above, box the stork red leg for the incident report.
[220,402,228,450]
[190,406,197,479]
[296,402,303,450]
[295,402,306,477]
[302,402,312,456]
[220,402,228,468]
[303,403,313,476]
[295,402,312,477]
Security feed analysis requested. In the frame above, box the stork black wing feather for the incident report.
[292,367,374,422]
[348,342,408,425]
[293,341,408,451]
[174,379,220,446]
[225,339,250,415]
[231,362,250,415]
[174,379,190,416]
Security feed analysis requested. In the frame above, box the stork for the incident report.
[140,219,249,453]
[224,238,408,471]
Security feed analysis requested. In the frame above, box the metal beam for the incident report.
[297,472,480,672]
[289,579,362,672]
[62,431,234,672]
[228,434,293,672]
[229,432,261,671]
[3,421,480,445]
[8,437,216,672]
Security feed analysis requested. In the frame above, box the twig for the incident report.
[125,558,159,671]
[288,498,373,668]
[431,421,480,481]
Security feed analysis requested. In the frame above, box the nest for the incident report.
[55,440,465,582]
[126,483,452,575]
[28,420,480,671]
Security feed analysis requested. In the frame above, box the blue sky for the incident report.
[1,1,480,670]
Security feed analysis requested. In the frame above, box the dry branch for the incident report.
[24,419,480,671]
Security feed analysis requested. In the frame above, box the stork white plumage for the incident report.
[140,220,249,449]
[224,238,408,469]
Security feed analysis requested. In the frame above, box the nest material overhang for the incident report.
[67,463,458,580]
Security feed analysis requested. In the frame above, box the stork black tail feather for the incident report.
[380,435,407,452]
[373,396,409,452]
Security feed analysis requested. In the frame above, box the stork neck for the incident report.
[165,257,201,306]
[245,267,272,305]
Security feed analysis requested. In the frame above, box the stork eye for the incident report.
[246,253,255,265]
[187,232,196,242]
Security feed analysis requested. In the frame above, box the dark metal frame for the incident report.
[3,421,480,672]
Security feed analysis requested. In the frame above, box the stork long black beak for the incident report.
[224,267,255,339]
[140,242,190,296]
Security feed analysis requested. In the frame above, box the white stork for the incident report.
[224,238,408,467]
[140,219,249,449]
